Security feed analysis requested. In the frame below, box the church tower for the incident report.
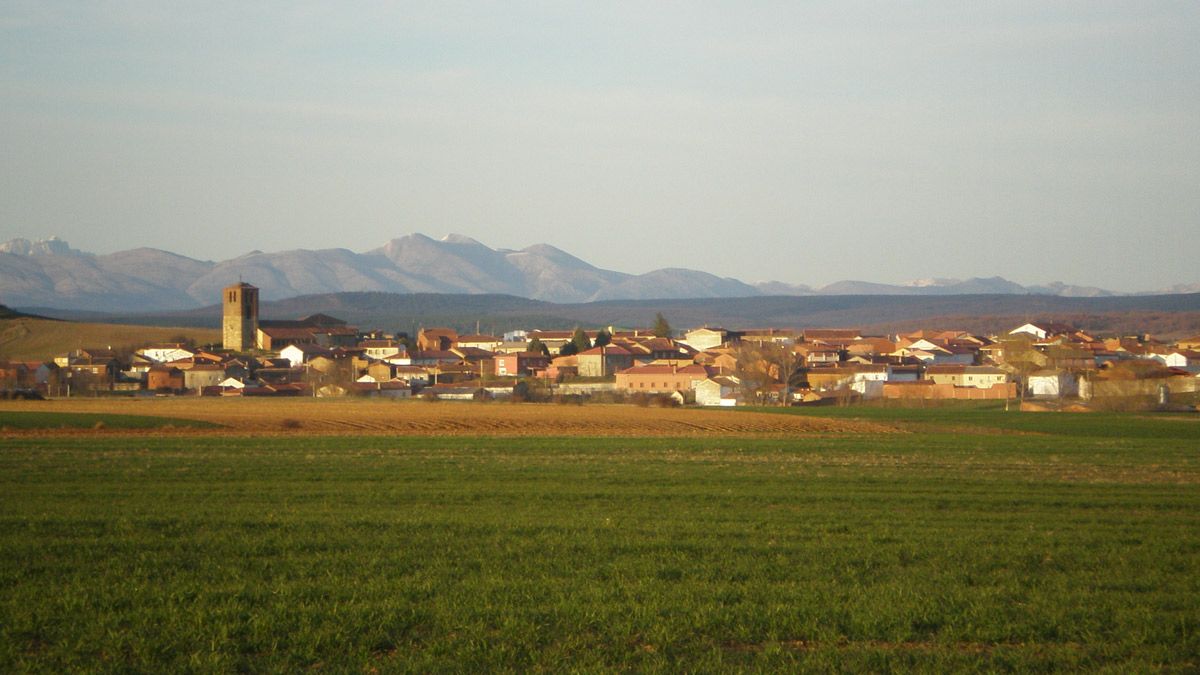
[222,282,259,351]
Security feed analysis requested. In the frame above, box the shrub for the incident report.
[652,394,680,408]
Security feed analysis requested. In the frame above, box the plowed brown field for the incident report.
[0,398,899,437]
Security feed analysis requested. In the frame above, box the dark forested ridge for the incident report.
[20,292,1200,337]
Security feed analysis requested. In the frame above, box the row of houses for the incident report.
[582,321,1197,404]
[4,318,1199,404]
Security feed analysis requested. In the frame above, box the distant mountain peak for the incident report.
[1154,282,1200,295]
[0,231,1189,313]
[903,277,961,288]
[0,236,79,257]
[440,233,486,246]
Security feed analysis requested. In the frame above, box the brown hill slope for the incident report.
[0,318,220,361]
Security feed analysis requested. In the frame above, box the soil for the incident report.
[0,397,901,437]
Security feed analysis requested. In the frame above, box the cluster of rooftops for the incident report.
[9,317,1198,405]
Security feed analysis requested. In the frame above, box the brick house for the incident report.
[614,364,712,393]
[494,352,551,377]
[417,327,458,351]
[147,366,185,392]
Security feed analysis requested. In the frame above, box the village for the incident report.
[3,282,1199,408]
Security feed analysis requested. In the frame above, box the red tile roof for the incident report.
[617,364,710,376]
[579,345,632,356]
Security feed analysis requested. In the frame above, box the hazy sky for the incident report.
[2,2,1198,291]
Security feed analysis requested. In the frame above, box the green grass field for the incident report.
[0,410,218,431]
[1,409,1197,671]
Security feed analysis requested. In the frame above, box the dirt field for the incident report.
[0,397,899,437]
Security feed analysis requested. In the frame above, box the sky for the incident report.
[1,2,1198,291]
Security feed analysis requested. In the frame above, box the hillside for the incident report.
[0,305,31,320]
[0,318,221,362]
[31,292,1200,339]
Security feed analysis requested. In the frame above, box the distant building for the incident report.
[147,365,185,392]
[494,351,551,377]
[925,365,1009,389]
[695,376,740,407]
[222,282,259,352]
[1027,369,1080,398]
[682,327,738,351]
[576,345,633,377]
[1009,322,1076,341]
[456,334,502,351]
[614,364,712,394]
[257,314,356,351]
[802,328,863,342]
[137,344,196,364]
[417,327,458,351]
[359,339,405,361]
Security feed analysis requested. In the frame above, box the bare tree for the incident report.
[734,342,801,405]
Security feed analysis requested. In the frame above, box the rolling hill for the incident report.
[0,318,221,362]
[29,291,1200,339]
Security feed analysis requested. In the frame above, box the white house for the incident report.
[1009,322,1075,340]
[904,338,943,352]
[682,328,730,352]
[359,340,405,361]
[800,345,842,366]
[137,345,196,363]
[1027,370,1079,398]
[900,339,976,365]
[391,364,431,386]
[847,366,888,399]
[925,365,1009,389]
[1144,350,1200,373]
[695,376,739,406]
[280,344,329,368]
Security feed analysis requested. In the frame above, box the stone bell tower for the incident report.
[222,282,259,351]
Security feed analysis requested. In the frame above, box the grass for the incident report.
[741,400,1200,439]
[0,414,1197,671]
[0,317,220,362]
[0,410,218,430]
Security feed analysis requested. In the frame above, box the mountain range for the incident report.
[1,234,1196,312]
